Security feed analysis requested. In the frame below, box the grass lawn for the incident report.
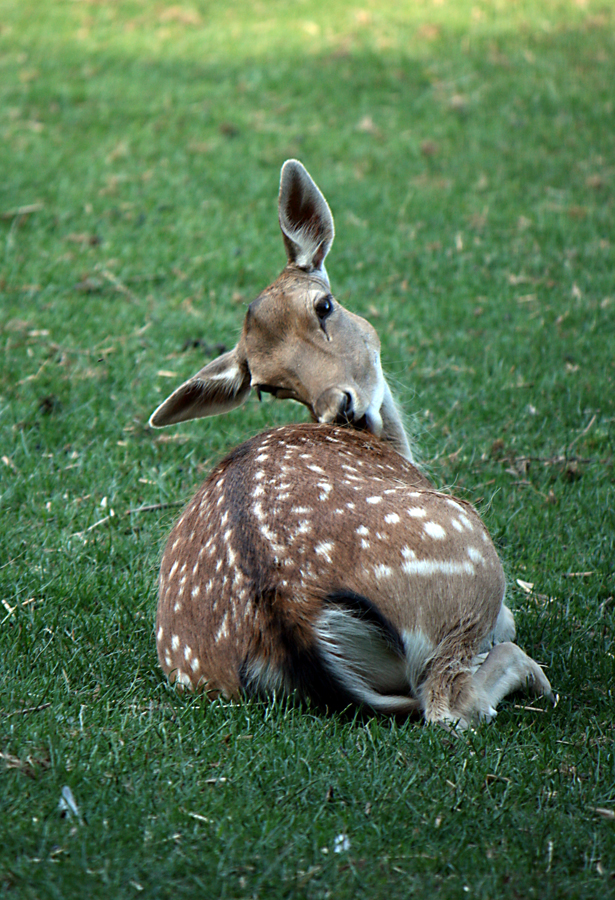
[1,0,614,896]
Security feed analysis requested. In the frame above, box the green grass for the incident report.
[1,0,614,896]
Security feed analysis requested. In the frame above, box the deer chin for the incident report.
[363,406,383,438]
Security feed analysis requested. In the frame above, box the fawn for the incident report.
[150,160,552,727]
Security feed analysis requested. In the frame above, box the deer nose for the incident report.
[314,387,356,425]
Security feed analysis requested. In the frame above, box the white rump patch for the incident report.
[402,629,435,694]
[315,607,416,714]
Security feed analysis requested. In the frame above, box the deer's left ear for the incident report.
[149,345,251,427]
[278,159,335,273]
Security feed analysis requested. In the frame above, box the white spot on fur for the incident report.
[360,539,370,549]
[169,560,179,580]
[215,612,229,643]
[401,559,475,576]
[191,585,200,599]
[307,463,326,475]
[171,537,181,552]
[164,651,172,667]
[190,657,200,673]
[171,634,180,651]
[451,518,464,532]
[291,506,312,515]
[459,514,474,531]
[407,507,426,518]
[176,670,192,688]
[366,496,382,505]
[356,525,370,536]
[173,601,182,613]
[192,561,199,577]
[184,645,192,661]
[252,502,266,522]
[424,521,447,540]
[157,626,164,642]
[467,546,485,564]
[346,502,356,510]
[384,513,400,525]
[260,523,279,544]
[227,547,237,566]
[315,541,334,563]
[253,484,265,498]
[401,546,417,560]
[254,470,266,481]
[255,453,269,462]
[374,564,393,579]
[318,482,332,500]
[446,499,464,512]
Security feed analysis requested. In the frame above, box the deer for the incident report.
[149,159,553,728]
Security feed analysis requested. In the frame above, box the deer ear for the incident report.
[278,160,335,273]
[149,346,251,427]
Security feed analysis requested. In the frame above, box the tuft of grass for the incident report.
[1,1,614,897]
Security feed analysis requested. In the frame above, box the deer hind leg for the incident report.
[469,641,553,720]
[421,640,553,728]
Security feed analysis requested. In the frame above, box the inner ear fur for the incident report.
[278,159,335,272]
[149,347,251,427]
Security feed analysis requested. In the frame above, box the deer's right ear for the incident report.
[149,346,251,427]
[278,160,335,274]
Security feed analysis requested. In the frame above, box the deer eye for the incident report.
[314,295,334,322]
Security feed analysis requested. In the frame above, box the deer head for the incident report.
[149,160,411,460]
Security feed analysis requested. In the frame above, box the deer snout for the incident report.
[314,387,383,438]
[314,387,355,426]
